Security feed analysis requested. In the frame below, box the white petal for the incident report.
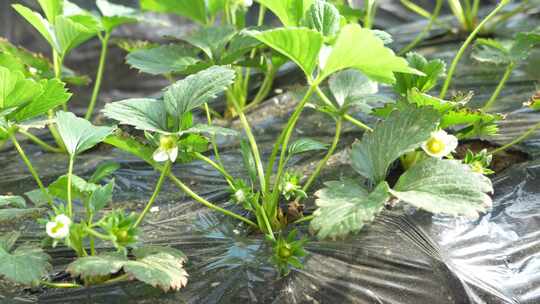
[153,148,169,162]
[55,214,72,226]
[168,147,178,162]
[243,0,253,7]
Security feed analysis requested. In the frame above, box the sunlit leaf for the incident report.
[102,98,169,133]
[140,0,207,24]
[256,0,315,26]
[394,52,446,95]
[126,44,199,75]
[305,0,340,37]
[252,28,323,77]
[10,79,71,122]
[320,24,419,83]
[12,4,59,52]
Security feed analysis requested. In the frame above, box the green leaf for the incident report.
[311,181,389,239]
[68,247,188,291]
[104,133,157,166]
[89,180,114,212]
[320,24,419,83]
[90,161,120,183]
[0,38,54,79]
[305,0,340,37]
[102,98,169,133]
[472,38,512,65]
[10,79,71,122]
[126,44,199,75]
[257,0,315,26]
[164,66,235,118]
[56,111,115,155]
[184,26,236,61]
[140,0,207,24]
[37,0,63,22]
[0,232,51,285]
[183,124,238,137]
[0,195,26,208]
[510,30,540,62]
[394,52,446,95]
[390,158,493,217]
[12,4,59,53]
[351,105,440,183]
[252,28,323,77]
[288,138,328,156]
[329,69,378,107]
[123,252,188,291]
[67,253,128,278]
[54,15,97,55]
[0,67,43,111]
[48,174,97,201]
[96,0,140,32]
[0,208,42,223]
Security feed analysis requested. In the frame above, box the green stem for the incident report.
[18,128,62,153]
[204,102,223,166]
[167,172,258,228]
[269,85,317,204]
[481,62,515,111]
[301,117,342,194]
[40,280,81,289]
[84,226,114,241]
[104,273,130,285]
[85,32,110,121]
[229,96,266,192]
[244,68,276,112]
[259,205,276,240]
[134,161,171,228]
[194,152,235,188]
[314,86,372,132]
[48,51,67,152]
[9,133,54,207]
[292,214,314,225]
[490,121,540,155]
[67,154,75,217]
[399,0,443,56]
[439,0,511,99]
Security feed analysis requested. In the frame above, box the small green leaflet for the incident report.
[140,0,207,25]
[0,232,51,285]
[56,111,115,155]
[394,52,446,95]
[329,69,378,108]
[126,45,199,75]
[10,79,71,122]
[0,196,26,208]
[257,0,315,27]
[305,0,341,37]
[183,26,237,61]
[102,98,169,133]
[311,181,389,239]
[390,158,493,218]
[164,66,235,118]
[351,105,440,184]
[90,161,120,183]
[96,0,141,33]
[288,138,328,156]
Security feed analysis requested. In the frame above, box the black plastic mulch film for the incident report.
[1,1,539,303]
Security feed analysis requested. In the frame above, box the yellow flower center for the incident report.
[426,138,445,154]
[471,161,484,173]
[52,221,64,234]
[160,136,176,150]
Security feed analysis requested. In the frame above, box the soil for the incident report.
[455,139,529,173]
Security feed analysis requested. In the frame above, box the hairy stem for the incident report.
[194,152,235,188]
[48,52,66,152]
[439,0,511,99]
[229,95,266,192]
[314,86,372,132]
[490,121,540,155]
[9,133,53,207]
[134,161,171,228]
[67,154,75,217]
[85,32,110,121]
[40,280,81,289]
[204,102,224,166]
[399,0,443,56]
[301,117,342,194]
[167,172,258,228]
[18,128,62,153]
[84,226,114,241]
[481,62,515,111]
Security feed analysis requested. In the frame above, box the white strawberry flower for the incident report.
[241,0,253,7]
[46,214,72,239]
[421,130,458,158]
[153,135,178,163]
